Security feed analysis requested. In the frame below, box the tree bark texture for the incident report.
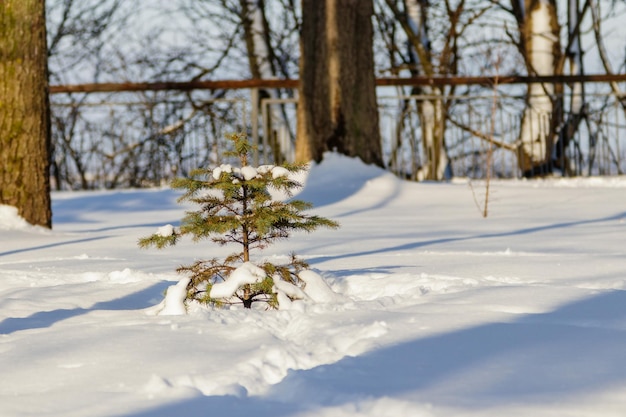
[297,0,383,167]
[0,0,52,227]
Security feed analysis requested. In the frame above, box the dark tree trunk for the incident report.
[0,0,52,227]
[297,0,383,167]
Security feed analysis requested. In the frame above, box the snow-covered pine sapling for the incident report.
[139,133,339,309]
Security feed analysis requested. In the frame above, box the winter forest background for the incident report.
[2,2,626,416]
[46,0,626,190]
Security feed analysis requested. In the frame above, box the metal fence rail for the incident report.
[50,81,626,190]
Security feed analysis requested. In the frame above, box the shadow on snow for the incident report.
[0,283,168,335]
[0,235,111,257]
[52,188,181,225]
[115,290,626,417]
[308,209,626,265]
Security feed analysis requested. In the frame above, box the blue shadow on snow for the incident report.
[308,209,626,265]
[52,189,181,225]
[114,289,626,417]
[0,282,169,335]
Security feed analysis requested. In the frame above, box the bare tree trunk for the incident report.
[240,0,295,163]
[555,0,586,173]
[297,0,383,167]
[0,0,52,227]
[513,0,562,177]
[405,0,447,181]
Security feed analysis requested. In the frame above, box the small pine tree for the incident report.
[139,133,339,309]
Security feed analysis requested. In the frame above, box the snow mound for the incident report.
[271,270,344,310]
[295,152,389,207]
[299,270,345,303]
[106,268,168,284]
[273,278,308,309]
[210,262,266,299]
[147,277,191,316]
[0,205,39,231]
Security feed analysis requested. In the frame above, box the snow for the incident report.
[212,164,233,180]
[0,205,43,231]
[155,224,175,237]
[271,166,290,179]
[272,279,308,309]
[148,277,191,316]
[240,166,258,181]
[1,154,626,416]
[298,270,344,303]
[209,262,267,299]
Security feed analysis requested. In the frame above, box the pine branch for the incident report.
[137,232,179,249]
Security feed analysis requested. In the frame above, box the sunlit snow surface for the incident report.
[1,153,626,417]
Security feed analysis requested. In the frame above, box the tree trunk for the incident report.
[513,0,562,177]
[297,0,383,167]
[554,0,585,173]
[0,0,52,227]
[240,0,295,163]
[404,0,448,181]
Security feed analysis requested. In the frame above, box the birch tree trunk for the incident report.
[297,0,383,166]
[0,0,52,227]
[240,0,295,163]
[513,0,562,177]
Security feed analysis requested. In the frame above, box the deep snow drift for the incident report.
[1,154,626,417]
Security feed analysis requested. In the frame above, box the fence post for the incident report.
[251,88,260,166]
[261,97,270,164]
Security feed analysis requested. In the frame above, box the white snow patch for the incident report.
[257,165,274,174]
[156,224,175,237]
[271,166,290,179]
[299,270,344,303]
[107,268,150,284]
[212,164,233,180]
[147,277,191,316]
[241,166,258,181]
[0,205,41,231]
[273,278,308,301]
[210,262,267,299]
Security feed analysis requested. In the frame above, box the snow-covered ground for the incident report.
[1,154,626,417]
